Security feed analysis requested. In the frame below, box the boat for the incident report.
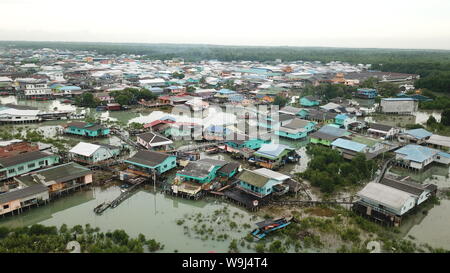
[250,216,294,240]
[93,202,111,214]
[62,99,73,104]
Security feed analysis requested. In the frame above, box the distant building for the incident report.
[300,96,321,107]
[124,150,177,176]
[356,88,378,99]
[64,122,110,137]
[0,139,39,158]
[275,118,316,140]
[15,162,93,196]
[394,144,450,170]
[69,142,121,164]
[380,98,418,114]
[397,128,432,144]
[331,138,368,160]
[0,151,59,181]
[136,132,173,151]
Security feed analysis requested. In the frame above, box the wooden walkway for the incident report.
[108,178,147,209]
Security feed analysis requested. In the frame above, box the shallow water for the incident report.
[0,185,262,253]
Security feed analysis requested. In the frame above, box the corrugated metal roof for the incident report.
[331,138,367,152]
[358,182,413,211]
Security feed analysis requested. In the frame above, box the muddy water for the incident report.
[388,165,450,249]
[0,185,263,253]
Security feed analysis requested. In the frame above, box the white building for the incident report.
[380,98,418,114]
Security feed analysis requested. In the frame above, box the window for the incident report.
[3,205,9,209]
[163,164,167,168]
[18,166,24,171]
[28,163,35,168]
[8,169,15,174]
[39,160,45,165]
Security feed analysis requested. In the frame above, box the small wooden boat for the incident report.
[93,202,111,214]
[250,217,294,240]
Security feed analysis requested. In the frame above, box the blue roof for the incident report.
[403,128,432,139]
[335,114,348,120]
[59,86,81,91]
[395,144,449,163]
[217,89,236,94]
[317,125,349,137]
[255,144,294,158]
[331,138,367,152]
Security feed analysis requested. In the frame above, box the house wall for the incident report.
[2,155,59,179]
[275,130,307,140]
[0,199,21,215]
[66,127,110,137]
[239,179,280,197]
[381,100,418,114]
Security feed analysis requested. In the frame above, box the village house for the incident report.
[176,158,227,184]
[278,106,304,117]
[236,168,291,198]
[0,184,49,216]
[0,139,39,158]
[309,125,351,146]
[15,162,93,197]
[354,177,437,226]
[300,95,321,107]
[275,118,316,140]
[331,138,369,160]
[425,134,450,151]
[251,143,298,169]
[203,125,232,141]
[367,123,400,140]
[124,150,177,176]
[397,128,432,144]
[380,98,418,114]
[224,133,270,151]
[334,114,357,130]
[355,88,378,99]
[0,105,41,124]
[394,144,450,170]
[0,151,59,181]
[136,132,173,151]
[305,109,337,124]
[355,182,418,226]
[69,142,121,164]
[64,122,110,137]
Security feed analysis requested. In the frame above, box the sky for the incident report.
[1,0,450,50]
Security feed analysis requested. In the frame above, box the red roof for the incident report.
[143,120,175,129]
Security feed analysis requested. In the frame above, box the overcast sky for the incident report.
[1,0,450,50]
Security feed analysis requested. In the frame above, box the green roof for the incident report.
[236,170,269,188]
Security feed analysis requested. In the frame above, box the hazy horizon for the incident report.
[1,0,450,50]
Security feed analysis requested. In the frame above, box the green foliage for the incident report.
[441,109,450,126]
[129,122,144,130]
[426,115,438,126]
[299,145,377,193]
[0,224,161,253]
[268,240,285,253]
[340,228,361,243]
[74,92,101,108]
[302,83,355,100]
[420,96,450,110]
[273,95,288,107]
[172,72,185,79]
[110,88,157,105]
